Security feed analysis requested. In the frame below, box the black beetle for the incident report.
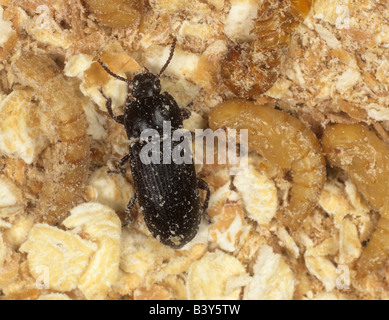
[98,40,210,249]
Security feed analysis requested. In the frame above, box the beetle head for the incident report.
[130,72,161,98]
[129,38,176,99]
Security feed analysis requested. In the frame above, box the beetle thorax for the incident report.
[130,72,161,98]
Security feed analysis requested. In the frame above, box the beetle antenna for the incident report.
[97,59,132,84]
[158,38,177,77]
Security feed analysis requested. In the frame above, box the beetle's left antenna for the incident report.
[158,38,177,77]
[97,59,132,85]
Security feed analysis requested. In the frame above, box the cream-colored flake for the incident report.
[192,39,228,93]
[305,256,338,291]
[320,179,371,243]
[344,180,370,214]
[66,51,134,114]
[64,54,94,78]
[187,250,247,300]
[0,247,19,289]
[224,0,258,41]
[0,220,11,229]
[160,76,201,108]
[305,237,338,257]
[113,269,142,296]
[0,6,14,47]
[335,5,351,29]
[161,275,188,300]
[79,83,105,110]
[206,182,245,252]
[292,62,306,87]
[0,175,23,208]
[87,166,134,213]
[0,92,5,104]
[336,68,361,93]
[120,228,175,278]
[19,224,97,292]
[162,243,206,275]
[82,100,107,140]
[317,179,365,268]
[244,245,295,300]
[0,175,24,224]
[81,76,128,112]
[63,202,121,300]
[319,181,354,226]
[225,273,251,296]
[183,111,208,132]
[314,23,342,49]
[276,227,300,259]
[7,6,29,31]
[376,24,389,46]
[0,233,6,268]
[235,230,264,264]
[179,21,216,41]
[209,194,245,252]
[100,77,128,111]
[207,182,231,216]
[0,90,49,164]
[144,45,200,81]
[339,218,361,264]
[365,103,389,122]
[3,214,34,249]
[266,79,293,100]
[304,236,339,291]
[82,238,119,299]
[313,0,343,25]
[134,284,172,300]
[233,165,278,225]
[64,202,121,240]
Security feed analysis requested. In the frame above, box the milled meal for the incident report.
[0,0,389,300]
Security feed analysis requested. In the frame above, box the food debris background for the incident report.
[0,0,389,300]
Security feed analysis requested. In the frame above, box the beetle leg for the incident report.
[108,153,131,175]
[197,177,211,222]
[180,101,194,120]
[181,107,191,120]
[99,88,125,124]
[123,194,138,227]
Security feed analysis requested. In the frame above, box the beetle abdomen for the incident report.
[129,141,201,248]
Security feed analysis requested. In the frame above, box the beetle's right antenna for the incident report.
[158,38,177,77]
